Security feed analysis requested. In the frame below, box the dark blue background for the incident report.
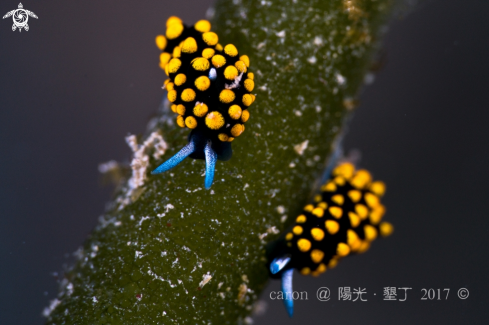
[0,0,487,324]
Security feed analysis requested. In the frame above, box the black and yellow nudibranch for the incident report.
[151,17,256,189]
[266,162,394,317]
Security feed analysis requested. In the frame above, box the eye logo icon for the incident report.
[3,3,38,32]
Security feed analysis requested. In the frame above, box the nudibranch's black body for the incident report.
[266,162,394,317]
[152,17,255,189]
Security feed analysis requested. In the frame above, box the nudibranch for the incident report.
[152,17,256,189]
[266,162,394,317]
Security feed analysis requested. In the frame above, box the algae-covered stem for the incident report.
[46,0,393,323]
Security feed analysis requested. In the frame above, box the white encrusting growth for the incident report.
[293,140,309,155]
[42,299,61,317]
[199,273,212,288]
[225,72,244,90]
[117,131,168,209]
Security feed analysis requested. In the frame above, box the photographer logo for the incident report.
[3,3,38,32]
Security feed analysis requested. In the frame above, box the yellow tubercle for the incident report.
[333,162,355,179]
[370,181,386,197]
[357,241,371,254]
[296,215,307,223]
[364,192,380,208]
[176,115,185,127]
[215,43,223,51]
[166,22,184,40]
[191,57,210,71]
[332,194,344,205]
[182,37,198,54]
[242,94,253,106]
[311,249,324,263]
[364,225,378,241]
[181,88,196,102]
[247,72,254,80]
[170,104,177,113]
[159,52,171,66]
[239,55,250,67]
[347,229,361,251]
[227,137,235,142]
[202,32,218,46]
[166,16,182,27]
[321,181,337,192]
[292,226,303,235]
[336,243,351,257]
[297,239,311,252]
[235,60,247,73]
[202,48,215,59]
[228,105,242,120]
[155,35,167,50]
[224,44,238,57]
[311,228,325,241]
[369,205,386,224]
[167,89,177,102]
[205,111,225,130]
[218,133,229,142]
[333,176,346,186]
[193,102,208,117]
[351,169,372,189]
[348,212,361,228]
[172,46,181,58]
[355,204,368,219]
[224,66,239,80]
[176,104,186,115]
[166,82,174,91]
[168,58,182,74]
[300,267,311,276]
[219,89,236,103]
[329,206,343,219]
[244,79,254,92]
[316,263,327,274]
[285,232,293,241]
[328,258,338,269]
[231,124,244,137]
[347,190,362,203]
[379,222,394,237]
[241,110,250,123]
[317,202,328,209]
[211,54,226,68]
[195,76,211,91]
[164,63,169,76]
[185,116,197,129]
[312,207,324,218]
[174,73,187,86]
[194,20,211,33]
[304,204,314,212]
[325,220,339,235]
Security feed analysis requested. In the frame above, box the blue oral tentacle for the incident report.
[204,141,217,189]
[151,139,195,174]
[270,257,291,275]
[282,269,294,318]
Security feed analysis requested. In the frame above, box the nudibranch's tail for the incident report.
[204,141,217,189]
[152,139,195,174]
[282,269,295,318]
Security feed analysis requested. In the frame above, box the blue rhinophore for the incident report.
[152,129,232,189]
[204,140,217,189]
[281,269,295,318]
[270,257,291,275]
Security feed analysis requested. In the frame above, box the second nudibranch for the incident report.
[266,162,394,317]
[151,16,256,189]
